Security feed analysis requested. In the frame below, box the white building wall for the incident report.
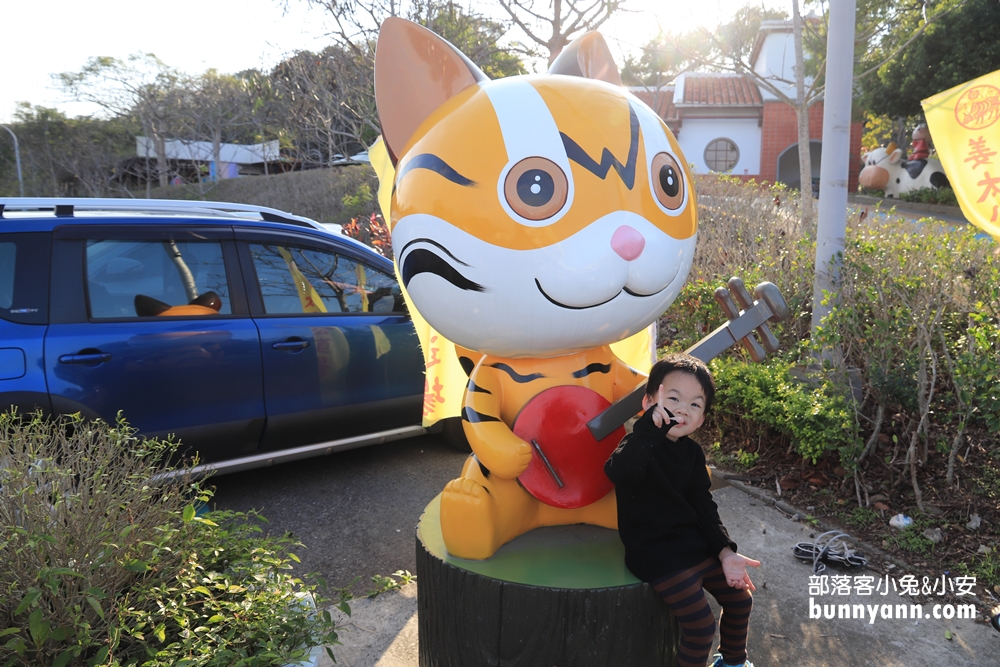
[676,118,762,176]
[751,25,815,102]
[136,138,280,163]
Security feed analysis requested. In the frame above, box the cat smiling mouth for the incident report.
[534,278,670,310]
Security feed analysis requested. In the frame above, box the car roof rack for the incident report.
[0,197,325,230]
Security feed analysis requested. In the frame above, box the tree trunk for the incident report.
[212,126,223,181]
[163,241,199,302]
[153,120,169,189]
[142,119,153,198]
[416,536,679,666]
[792,0,813,227]
[415,496,679,666]
[263,139,269,176]
[548,0,564,64]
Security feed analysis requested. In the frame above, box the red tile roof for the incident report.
[630,87,678,122]
[681,75,762,106]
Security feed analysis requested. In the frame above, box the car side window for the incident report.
[249,243,402,314]
[0,233,50,325]
[0,242,14,311]
[85,239,232,319]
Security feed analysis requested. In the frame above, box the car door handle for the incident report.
[272,339,310,351]
[59,353,112,365]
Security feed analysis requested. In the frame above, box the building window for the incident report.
[704,138,740,172]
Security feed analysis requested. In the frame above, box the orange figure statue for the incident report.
[374,18,698,559]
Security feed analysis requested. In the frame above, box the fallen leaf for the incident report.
[779,476,802,489]
[805,471,831,487]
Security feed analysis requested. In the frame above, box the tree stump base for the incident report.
[416,494,680,666]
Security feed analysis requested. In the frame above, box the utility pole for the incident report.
[0,125,25,197]
[811,0,857,337]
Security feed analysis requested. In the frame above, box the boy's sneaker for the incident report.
[710,656,754,667]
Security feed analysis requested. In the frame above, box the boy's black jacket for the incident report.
[604,407,737,581]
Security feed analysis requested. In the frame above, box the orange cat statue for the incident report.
[375,18,698,559]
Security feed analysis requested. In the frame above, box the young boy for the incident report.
[604,353,759,667]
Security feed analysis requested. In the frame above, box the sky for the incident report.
[0,0,787,124]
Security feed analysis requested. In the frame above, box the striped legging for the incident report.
[650,558,753,667]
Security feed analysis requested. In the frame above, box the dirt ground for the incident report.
[708,417,1000,605]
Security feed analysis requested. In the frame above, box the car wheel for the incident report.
[439,417,471,452]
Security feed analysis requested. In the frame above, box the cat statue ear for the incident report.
[547,31,622,87]
[375,19,621,163]
[375,17,489,165]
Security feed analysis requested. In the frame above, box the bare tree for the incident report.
[270,45,378,167]
[493,0,627,63]
[278,0,527,158]
[237,69,285,176]
[184,71,254,180]
[791,0,814,224]
[668,0,971,227]
[56,54,191,192]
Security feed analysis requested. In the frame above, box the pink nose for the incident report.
[611,225,645,261]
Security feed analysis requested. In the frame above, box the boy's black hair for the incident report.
[644,353,716,413]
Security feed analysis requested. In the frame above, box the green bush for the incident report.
[683,176,999,488]
[898,186,958,207]
[708,443,760,472]
[659,279,726,352]
[113,510,343,667]
[815,221,999,471]
[0,412,345,667]
[708,357,860,465]
[669,174,815,352]
[858,185,957,207]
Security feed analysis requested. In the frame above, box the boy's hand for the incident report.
[649,383,678,430]
[719,548,761,592]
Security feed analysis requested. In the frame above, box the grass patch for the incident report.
[709,442,759,472]
[839,507,881,529]
[888,529,936,556]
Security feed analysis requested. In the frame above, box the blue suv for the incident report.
[0,198,431,474]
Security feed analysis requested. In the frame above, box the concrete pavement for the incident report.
[321,476,1000,667]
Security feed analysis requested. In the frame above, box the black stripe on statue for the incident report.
[462,407,501,423]
[488,363,545,383]
[474,456,491,479]
[401,249,485,292]
[559,104,640,190]
[467,379,491,394]
[395,153,476,188]
[572,362,612,378]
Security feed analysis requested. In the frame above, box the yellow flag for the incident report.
[371,137,469,425]
[922,70,1000,240]
[277,247,327,313]
[368,137,656,426]
[355,262,369,312]
[370,325,392,358]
